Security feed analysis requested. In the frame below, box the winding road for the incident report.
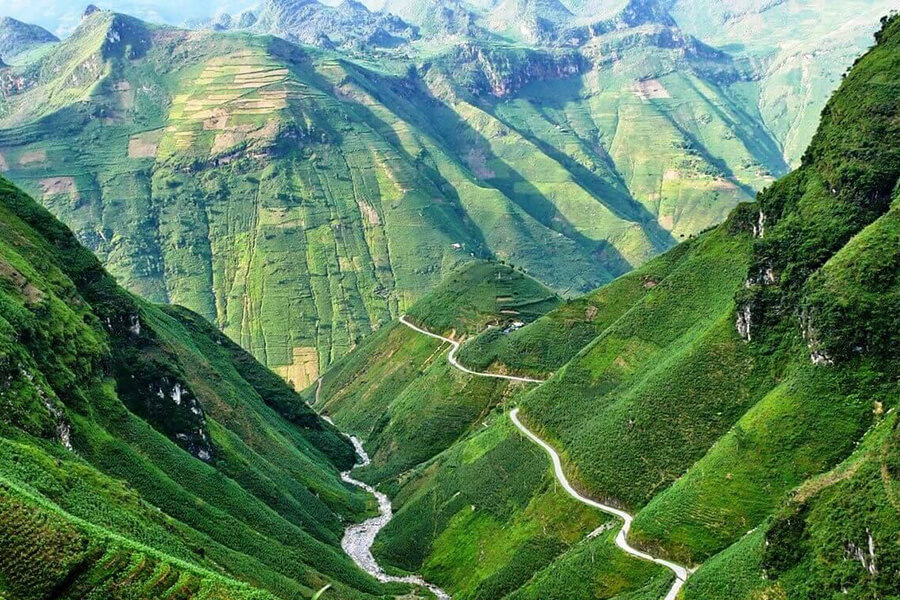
[399,315,690,600]
[399,316,543,383]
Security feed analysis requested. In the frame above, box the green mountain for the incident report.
[311,260,561,482]
[665,0,899,167]
[0,3,897,600]
[0,173,406,599]
[310,13,900,600]
[0,17,58,63]
[0,0,893,392]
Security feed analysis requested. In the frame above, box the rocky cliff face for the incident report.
[428,43,587,98]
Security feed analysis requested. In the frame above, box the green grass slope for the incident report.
[682,407,900,600]
[373,412,671,600]
[311,261,559,482]
[0,5,802,388]
[455,234,698,378]
[0,174,395,599]
[516,217,763,509]
[404,261,562,336]
[508,14,900,574]
[324,13,900,600]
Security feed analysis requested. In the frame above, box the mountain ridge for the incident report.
[0,173,397,600]
[0,16,58,62]
[306,13,900,600]
[0,1,892,391]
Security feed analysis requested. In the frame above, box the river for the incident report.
[338,432,451,600]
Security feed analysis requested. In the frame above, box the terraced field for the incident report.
[0,6,803,383]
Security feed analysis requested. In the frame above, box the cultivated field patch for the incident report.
[128,130,163,158]
[19,149,46,165]
[39,177,78,200]
[634,78,671,100]
[275,346,320,391]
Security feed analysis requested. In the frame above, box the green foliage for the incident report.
[314,261,559,482]
[3,7,899,600]
[0,4,797,382]
[405,261,561,336]
[631,364,879,563]
[456,238,696,377]
[503,528,670,600]
[517,225,759,512]
[667,14,900,594]
[373,416,610,599]
[0,176,386,599]
[350,16,900,599]
[0,478,276,600]
[760,413,900,599]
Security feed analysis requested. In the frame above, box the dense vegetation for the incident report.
[0,175,398,599]
[311,261,557,482]
[311,13,900,600]
[455,239,697,377]
[675,14,900,596]
[2,0,877,383]
[405,261,561,337]
[2,3,899,600]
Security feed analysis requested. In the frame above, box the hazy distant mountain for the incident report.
[201,0,422,50]
[0,16,58,61]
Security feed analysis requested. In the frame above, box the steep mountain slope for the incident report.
[516,11,900,570]
[311,13,900,600]
[667,0,898,166]
[385,0,896,168]
[312,261,560,482]
[0,174,399,600]
[0,10,490,389]
[364,209,754,599]
[309,261,673,599]
[0,7,789,386]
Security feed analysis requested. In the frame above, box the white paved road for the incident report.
[400,315,690,600]
[399,316,544,383]
[510,409,689,600]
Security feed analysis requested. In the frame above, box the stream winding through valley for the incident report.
[318,394,450,600]
[338,434,450,600]
[322,316,691,600]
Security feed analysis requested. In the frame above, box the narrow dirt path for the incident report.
[400,315,691,600]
